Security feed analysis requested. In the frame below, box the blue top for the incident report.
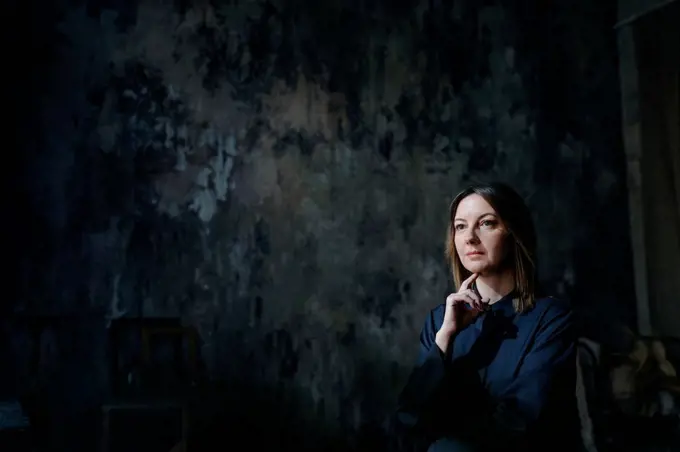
[393,293,579,451]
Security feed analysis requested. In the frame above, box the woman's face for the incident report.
[453,194,510,276]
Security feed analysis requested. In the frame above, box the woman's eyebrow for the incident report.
[453,212,497,222]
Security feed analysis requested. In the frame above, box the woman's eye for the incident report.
[454,224,465,231]
[481,220,496,228]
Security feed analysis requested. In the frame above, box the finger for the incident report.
[445,294,464,311]
[445,293,458,306]
[452,291,481,311]
[448,291,484,311]
[461,290,482,310]
[459,273,480,292]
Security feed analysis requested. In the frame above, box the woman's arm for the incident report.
[465,302,578,450]
[393,273,486,443]
[395,309,448,429]
[390,301,577,451]
[391,308,478,447]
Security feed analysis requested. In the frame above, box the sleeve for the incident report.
[394,309,447,431]
[470,304,577,450]
[389,308,478,449]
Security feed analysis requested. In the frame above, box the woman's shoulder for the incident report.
[418,303,447,334]
[427,303,447,324]
[531,295,574,322]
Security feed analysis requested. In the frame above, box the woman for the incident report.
[391,183,579,452]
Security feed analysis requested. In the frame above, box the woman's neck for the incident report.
[475,269,515,304]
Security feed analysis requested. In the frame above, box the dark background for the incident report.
[4,0,663,450]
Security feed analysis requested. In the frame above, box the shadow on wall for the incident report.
[181,331,408,452]
[4,312,404,451]
[186,379,389,452]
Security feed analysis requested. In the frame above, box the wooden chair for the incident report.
[101,318,199,452]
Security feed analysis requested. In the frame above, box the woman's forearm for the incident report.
[435,329,454,355]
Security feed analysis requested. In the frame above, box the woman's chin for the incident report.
[464,262,492,275]
[465,263,487,276]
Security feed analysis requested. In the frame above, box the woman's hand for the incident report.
[435,273,487,354]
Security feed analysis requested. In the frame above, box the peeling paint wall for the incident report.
[12,0,634,449]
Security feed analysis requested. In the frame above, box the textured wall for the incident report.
[12,0,634,449]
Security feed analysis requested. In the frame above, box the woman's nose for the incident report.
[464,228,480,243]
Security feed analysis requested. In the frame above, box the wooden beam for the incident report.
[617,21,653,336]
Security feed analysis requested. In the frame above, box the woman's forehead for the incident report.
[453,194,497,218]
